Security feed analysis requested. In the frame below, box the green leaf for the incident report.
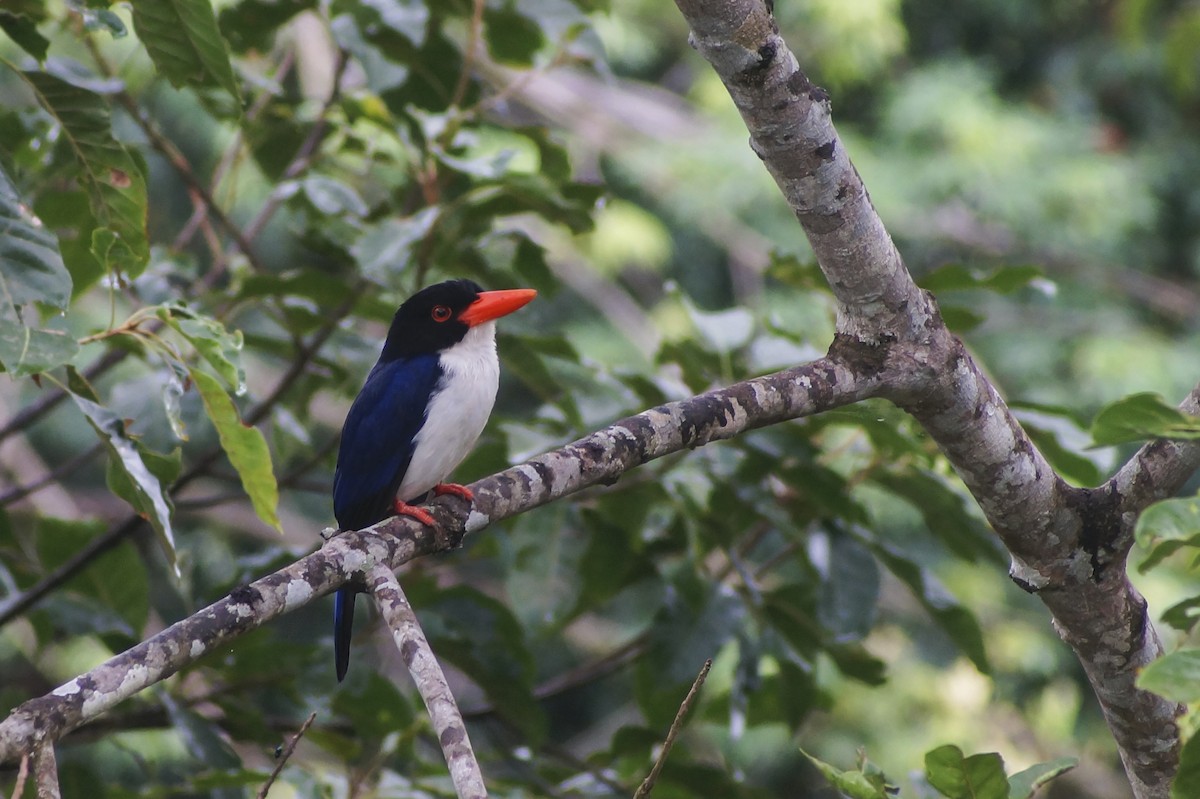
[17,69,149,277]
[873,543,991,673]
[871,471,1001,564]
[924,745,1009,799]
[352,209,438,286]
[0,316,78,376]
[484,5,545,65]
[1021,424,1102,487]
[1091,392,1200,446]
[0,162,70,308]
[919,264,1046,295]
[71,393,179,576]
[190,369,282,533]
[817,532,880,641]
[1007,757,1076,799]
[1136,649,1200,703]
[800,749,895,799]
[130,0,242,103]
[36,516,149,639]
[161,693,242,769]
[158,303,246,393]
[1135,497,1200,574]
[1172,730,1200,799]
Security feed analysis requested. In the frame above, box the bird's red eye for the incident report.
[431,305,452,322]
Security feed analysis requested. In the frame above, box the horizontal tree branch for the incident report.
[0,356,879,764]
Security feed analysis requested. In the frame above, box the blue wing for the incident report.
[333,353,441,681]
[333,354,442,530]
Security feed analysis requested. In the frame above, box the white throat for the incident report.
[396,322,500,501]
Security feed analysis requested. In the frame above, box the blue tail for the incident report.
[334,587,355,682]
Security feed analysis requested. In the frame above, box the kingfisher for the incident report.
[332,279,536,681]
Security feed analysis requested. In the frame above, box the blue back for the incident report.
[333,353,443,531]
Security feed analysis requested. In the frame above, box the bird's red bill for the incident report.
[458,288,537,326]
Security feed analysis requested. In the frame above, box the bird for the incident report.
[331,278,536,681]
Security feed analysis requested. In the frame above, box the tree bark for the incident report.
[671,1,1195,796]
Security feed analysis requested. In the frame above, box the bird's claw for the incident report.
[433,483,474,501]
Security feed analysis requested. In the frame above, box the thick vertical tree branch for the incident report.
[670,1,1189,796]
[369,566,487,799]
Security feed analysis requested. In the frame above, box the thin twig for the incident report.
[256,711,316,799]
[633,659,711,799]
[449,0,486,111]
[368,565,488,799]
[8,753,29,799]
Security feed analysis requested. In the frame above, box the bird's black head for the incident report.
[379,279,483,361]
[378,279,537,361]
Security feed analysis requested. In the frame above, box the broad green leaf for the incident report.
[817,532,880,641]
[1007,757,1076,799]
[1091,392,1200,446]
[161,693,242,769]
[871,471,1002,564]
[484,5,545,65]
[0,162,70,308]
[36,517,149,640]
[1136,649,1200,703]
[71,393,178,576]
[158,303,246,393]
[352,209,438,286]
[919,263,1046,295]
[130,0,242,103]
[190,369,282,533]
[800,749,895,799]
[18,69,149,277]
[1173,729,1200,799]
[924,745,1009,799]
[873,543,991,673]
[1134,497,1200,574]
[0,317,78,376]
[1022,424,1103,487]
[302,175,369,217]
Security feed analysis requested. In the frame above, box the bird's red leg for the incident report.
[392,499,436,527]
[433,483,474,501]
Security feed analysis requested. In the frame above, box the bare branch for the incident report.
[634,658,711,799]
[369,566,487,799]
[32,743,57,799]
[257,712,316,799]
[0,356,876,762]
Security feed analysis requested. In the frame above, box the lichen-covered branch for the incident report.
[0,356,878,764]
[369,565,487,799]
[670,0,1191,796]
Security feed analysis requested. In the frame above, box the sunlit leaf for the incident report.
[1007,757,1076,799]
[801,749,896,799]
[924,745,1009,799]
[1136,649,1200,703]
[1135,496,1200,574]
[1091,392,1200,446]
[190,369,282,533]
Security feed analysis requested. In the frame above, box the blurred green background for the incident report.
[2,0,1200,796]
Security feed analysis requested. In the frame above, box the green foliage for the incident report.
[804,746,1075,799]
[0,0,1191,796]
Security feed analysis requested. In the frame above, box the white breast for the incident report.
[396,321,500,501]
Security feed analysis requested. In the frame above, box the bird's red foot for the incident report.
[392,499,436,527]
[433,483,474,501]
